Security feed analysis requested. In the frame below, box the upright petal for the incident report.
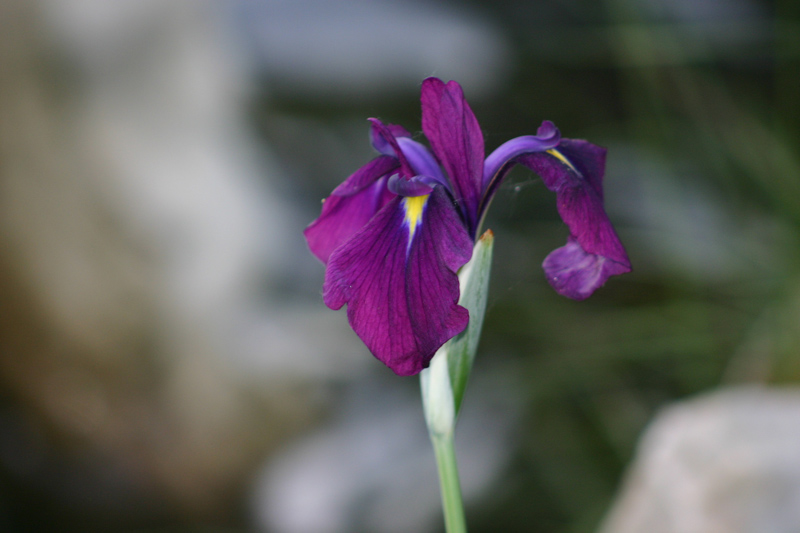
[518,139,631,299]
[421,78,485,236]
[323,187,473,375]
[304,155,398,263]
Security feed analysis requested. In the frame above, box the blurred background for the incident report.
[0,0,798,531]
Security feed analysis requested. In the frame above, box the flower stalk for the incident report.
[421,230,494,532]
[431,434,466,533]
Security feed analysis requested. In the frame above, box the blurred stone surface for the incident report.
[0,0,513,528]
[599,386,800,533]
[0,0,355,525]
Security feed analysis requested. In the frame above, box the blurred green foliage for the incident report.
[471,0,799,531]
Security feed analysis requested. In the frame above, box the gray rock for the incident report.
[600,386,800,533]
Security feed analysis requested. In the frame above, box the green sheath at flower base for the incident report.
[446,229,494,415]
[421,230,494,437]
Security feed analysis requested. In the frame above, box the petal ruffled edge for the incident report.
[323,187,473,375]
[543,236,630,300]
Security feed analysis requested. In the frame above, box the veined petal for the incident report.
[306,152,400,264]
[518,139,631,298]
[421,78,485,236]
[323,187,473,376]
[305,177,394,264]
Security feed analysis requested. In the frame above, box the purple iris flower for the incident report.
[305,78,631,376]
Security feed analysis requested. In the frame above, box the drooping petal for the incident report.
[323,187,473,376]
[305,159,397,264]
[543,236,631,300]
[517,139,631,298]
[421,78,485,236]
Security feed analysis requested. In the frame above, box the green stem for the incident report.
[431,432,467,533]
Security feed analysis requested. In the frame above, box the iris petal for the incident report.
[396,137,448,187]
[421,78,485,236]
[482,121,561,191]
[370,121,412,155]
[369,119,416,178]
[323,187,473,375]
[305,177,395,264]
[543,236,631,300]
[330,154,399,196]
[517,139,631,298]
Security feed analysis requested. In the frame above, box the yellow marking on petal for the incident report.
[547,148,578,174]
[403,194,430,241]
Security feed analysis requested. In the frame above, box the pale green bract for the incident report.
[421,229,494,435]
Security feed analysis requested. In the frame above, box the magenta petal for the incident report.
[331,155,399,196]
[518,139,631,298]
[369,119,416,178]
[543,237,631,300]
[370,120,412,155]
[323,187,473,376]
[305,177,394,264]
[421,78,485,235]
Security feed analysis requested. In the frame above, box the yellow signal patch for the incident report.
[403,195,429,241]
[546,148,578,174]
